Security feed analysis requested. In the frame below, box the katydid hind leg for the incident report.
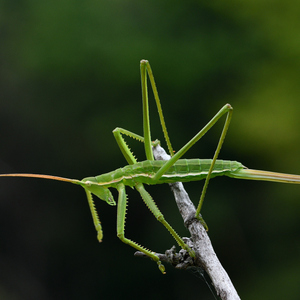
[150,104,233,225]
[114,60,174,164]
[140,60,154,161]
[141,61,233,223]
[140,60,174,159]
[195,105,233,220]
[153,104,233,182]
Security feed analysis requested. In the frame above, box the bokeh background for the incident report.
[1,1,300,299]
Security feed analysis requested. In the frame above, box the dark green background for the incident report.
[1,1,299,299]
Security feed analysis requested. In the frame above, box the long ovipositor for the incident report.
[227,167,300,183]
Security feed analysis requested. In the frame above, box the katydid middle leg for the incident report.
[116,182,194,274]
[115,183,166,273]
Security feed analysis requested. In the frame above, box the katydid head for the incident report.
[81,177,116,205]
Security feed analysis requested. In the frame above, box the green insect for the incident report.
[1,60,300,274]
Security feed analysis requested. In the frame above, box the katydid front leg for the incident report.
[84,189,103,242]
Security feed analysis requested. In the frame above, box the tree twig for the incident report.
[135,145,240,300]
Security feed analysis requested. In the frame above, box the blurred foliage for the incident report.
[0,1,300,299]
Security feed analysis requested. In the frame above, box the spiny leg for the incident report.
[84,189,103,242]
[116,183,166,274]
[135,182,195,259]
[113,127,159,165]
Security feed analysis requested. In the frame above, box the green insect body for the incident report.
[85,159,244,188]
[1,60,300,274]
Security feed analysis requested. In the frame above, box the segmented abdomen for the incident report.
[159,159,245,183]
[120,159,245,185]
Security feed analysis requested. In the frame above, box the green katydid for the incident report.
[1,59,300,274]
